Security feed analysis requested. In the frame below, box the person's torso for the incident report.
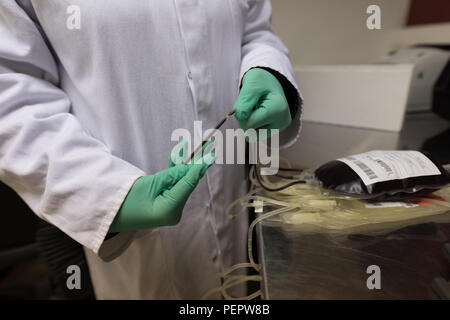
[31,0,249,171]
[28,0,251,298]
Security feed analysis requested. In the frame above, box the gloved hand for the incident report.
[109,145,215,233]
[233,68,291,139]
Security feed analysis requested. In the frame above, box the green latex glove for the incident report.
[234,68,291,139]
[109,148,215,233]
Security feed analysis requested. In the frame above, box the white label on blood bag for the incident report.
[337,151,441,186]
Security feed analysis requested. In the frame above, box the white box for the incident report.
[295,65,414,132]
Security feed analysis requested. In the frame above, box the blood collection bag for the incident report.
[314,151,450,201]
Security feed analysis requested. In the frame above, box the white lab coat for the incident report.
[0,0,301,299]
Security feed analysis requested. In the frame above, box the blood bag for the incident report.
[314,151,450,201]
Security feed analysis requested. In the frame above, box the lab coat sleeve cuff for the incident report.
[90,169,144,258]
[278,103,302,149]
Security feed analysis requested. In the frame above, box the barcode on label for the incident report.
[353,160,378,180]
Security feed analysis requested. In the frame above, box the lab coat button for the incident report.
[187,71,193,80]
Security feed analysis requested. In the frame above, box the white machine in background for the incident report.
[295,64,414,132]
[377,46,450,113]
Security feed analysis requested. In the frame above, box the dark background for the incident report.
[407,0,450,26]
